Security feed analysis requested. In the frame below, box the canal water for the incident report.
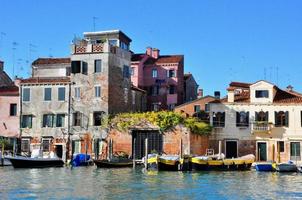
[1,166,302,199]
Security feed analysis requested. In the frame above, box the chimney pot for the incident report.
[0,60,3,72]
[146,47,152,56]
[152,48,160,59]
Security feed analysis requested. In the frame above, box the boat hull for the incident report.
[255,163,273,172]
[94,160,133,168]
[8,157,64,168]
[276,164,297,172]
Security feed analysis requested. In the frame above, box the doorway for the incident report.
[257,142,267,161]
[132,130,162,159]
[225,140,238,158]
[55,145,63,158]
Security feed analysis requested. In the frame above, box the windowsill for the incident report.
[58,100,66,102]
[21,127,32,129]
[9,115,18,117]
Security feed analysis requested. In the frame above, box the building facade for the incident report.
[19,30,146,160]
[184,73,198,102]
[209,80,302,164]
[131,47,184,111]
[0,60,20,150]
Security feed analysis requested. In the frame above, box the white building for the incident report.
[209,80,302,164]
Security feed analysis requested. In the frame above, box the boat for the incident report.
[190,156,209,171]
[276,162,297,172]
[7,156,64,168]
[94,157,133,168]
[158,155,180,171]
[254,162,274,172]
[72,154,93,167]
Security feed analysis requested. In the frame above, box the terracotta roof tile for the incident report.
[229,82,251,88]
[32,58,71,65]
[0,85,19,96]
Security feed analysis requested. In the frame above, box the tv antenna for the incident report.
[12,42,19,78]
[0,32,6,58]
[93,16,98,31]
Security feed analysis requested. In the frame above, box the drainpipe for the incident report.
[18,84,23,156]
[66,82,72,163]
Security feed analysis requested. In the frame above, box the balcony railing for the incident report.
[251,122,273,133]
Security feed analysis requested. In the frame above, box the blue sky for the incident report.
[0,0,302,95]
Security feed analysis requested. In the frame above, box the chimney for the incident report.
[152,48,160,59]
[286,85,293,92]
[227,88,235,103]
[0,60,3,72]
[214,91,220,99]
[146,47,152,56]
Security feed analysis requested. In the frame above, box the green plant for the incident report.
[184,117,213,136]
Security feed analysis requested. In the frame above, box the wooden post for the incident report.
[272,144,275,162]
[110,139,113,160]
[277,142,281,163]
[218,140,222,156]
[145,138,148,170]
[180,138,183,158]
[133,138,136,168]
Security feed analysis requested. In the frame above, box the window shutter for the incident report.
[275,111,278,126]
[166,70,169,78]
[246,112,249,127]
[265,111,268,121]
[255,112,259,122]
[285,111,289,127]
[72,140,75,154]
[222,112,226,127]
[236,112,240,127]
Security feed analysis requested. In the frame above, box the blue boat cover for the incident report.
[72,154,91,167]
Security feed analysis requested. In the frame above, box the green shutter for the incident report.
[285,111,289,127]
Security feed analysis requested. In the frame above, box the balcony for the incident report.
[72,43,105,54]
[251,122,273,134]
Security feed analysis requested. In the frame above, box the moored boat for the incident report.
[276,162,297,172]
[254,162,274,172]
[7,156,64,168]
[158,155,180,171]
[72,154,93,167]
[94,158,133,168]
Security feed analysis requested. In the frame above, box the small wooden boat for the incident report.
[158,155,180,171]
[255,162,274,172]
[190,156,208,171]
[276,162,297,172]
[7,156,64,168]
[94,158,133,168]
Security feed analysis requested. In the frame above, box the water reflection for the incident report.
[1,166,302,199]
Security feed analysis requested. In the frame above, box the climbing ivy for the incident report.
[105,111,212,136]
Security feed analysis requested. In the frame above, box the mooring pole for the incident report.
[218,140,222,156]
[133,138,136,168]
[145,138,148,170]
[180,138,183,158]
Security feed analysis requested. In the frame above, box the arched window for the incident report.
[275,111,289,127]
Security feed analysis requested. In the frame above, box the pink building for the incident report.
[0,61,20,140]
[131,47,184,110]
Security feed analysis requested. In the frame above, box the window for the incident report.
[95,59,102,73]
[109,39,118,46]
[167,69,176,78]
[194,105,201,113]
[290,142,301,160]
[42,139,50,152]
[58,87,65,101]
[205,104,210,112]
[120,41,129,50]
[21,139,30,152]
[94,111,104,126]
[255,111,269,122]
[168,104,175,110]
[150,85,159,96]
[10,104,17,116]
[132,90,136,105]
[23,88,30,102]
[255,90,269,98]
[130,67,135,76]
[124,88,129,103]
[213,112,225,127]
[169,85,176,94]
[123,65,130,78]
[73,112,82,126]
[277,141,285,153]
[42,114,54,127]
[73,140,81,154]
[71,61,87,75]
[56,114,65,127]
[44,88,52,101]
[275,111,289,127]
[152,69,158,78]
[21,115,32,128]
[236,112,249,127]
[71,61,81,74]
[75,87,80,99]
[95,86,101,98]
